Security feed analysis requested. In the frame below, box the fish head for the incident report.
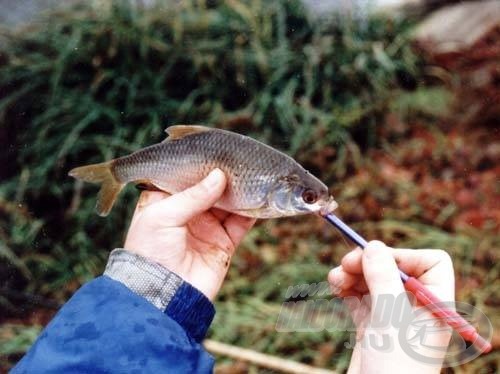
[268,171,338,217]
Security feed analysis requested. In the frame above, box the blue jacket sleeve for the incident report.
[12,276,215,373]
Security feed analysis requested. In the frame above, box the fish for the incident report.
[68,125,338,218]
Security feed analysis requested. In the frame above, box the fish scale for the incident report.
[69,125,337,218]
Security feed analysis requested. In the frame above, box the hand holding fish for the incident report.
[123,168,256,301]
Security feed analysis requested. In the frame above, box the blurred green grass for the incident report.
[0,0,498,372]
[0,0,420,306]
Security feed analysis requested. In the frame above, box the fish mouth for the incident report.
[319,196,338,216]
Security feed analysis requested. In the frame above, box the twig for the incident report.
[204,339,337,374]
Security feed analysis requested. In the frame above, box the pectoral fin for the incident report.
[134,180,163,192]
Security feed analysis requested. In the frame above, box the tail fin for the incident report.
[68,161,125,216]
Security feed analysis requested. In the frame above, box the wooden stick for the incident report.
[204,339,337,374]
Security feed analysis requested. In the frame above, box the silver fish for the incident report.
[69,125,337,218]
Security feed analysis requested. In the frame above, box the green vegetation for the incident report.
[0,0,497,372]
[0,0,420,305]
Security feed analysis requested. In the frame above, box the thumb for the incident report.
[149,168,227,226]
[362,241,405,300]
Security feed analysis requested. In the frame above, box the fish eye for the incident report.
[302,189,318,204]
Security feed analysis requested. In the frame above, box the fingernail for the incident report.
[344,249,359,262]
[364,240,387,260]
[204,169,222,188]
[328,267,344,291]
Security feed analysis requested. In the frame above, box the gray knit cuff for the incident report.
[104,249,183,311]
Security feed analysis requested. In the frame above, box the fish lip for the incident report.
[319,197,338,216]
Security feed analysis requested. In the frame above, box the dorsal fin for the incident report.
[164,125,212,141]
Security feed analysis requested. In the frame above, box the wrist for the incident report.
[104,249,215,342]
